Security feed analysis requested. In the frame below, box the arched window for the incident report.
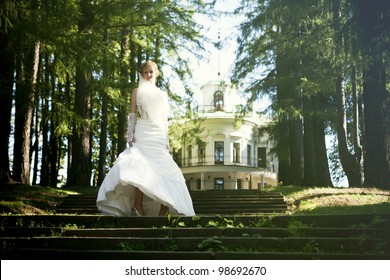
[233,142,240,163]
[214,90,224,111]
[214,141,224,164]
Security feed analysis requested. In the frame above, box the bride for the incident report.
[96,60,195,216]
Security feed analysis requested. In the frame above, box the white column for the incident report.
[260,174,265,191]
[253,140,256,167]
[225,134,230,165]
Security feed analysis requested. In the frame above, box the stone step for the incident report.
[2,236,389,255]
[55,208,101,214]
[59,199,285,206]
[190,190,282,194]
[1,214,389,260]
[55,207,288,215]
[193,203,288,209]
[59,200,287,207]
[56,190,287,215]
[59,197,286,205]
[4,249,388,260]
[193,209,287,215]
[2,226,389,239]
[194,194,285,198]
[193,200,286,205]
[1,214,389,228]
[60,190,283,198]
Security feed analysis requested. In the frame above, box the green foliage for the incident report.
[249,215,276,228]
[265,185,390,214]
[231,0,390,187]
[169,104,205,152]
[197,236,227,252]
[167,213,187,227]
[286,220,308,237]
[119,242,144,252]
[0,0,17,32]
[4,0,216,186]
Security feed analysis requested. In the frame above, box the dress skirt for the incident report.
[96,119,195,216]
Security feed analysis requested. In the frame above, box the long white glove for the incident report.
[127,112,136,146]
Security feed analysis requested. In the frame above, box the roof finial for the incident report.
[217,29,221,78]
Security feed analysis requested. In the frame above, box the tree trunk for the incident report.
[303,92,333,187]
[31,105,40,185]
[12,0,41,185]
[65,73,72,184]
[274,33,303,186]
[13,40,41,185]
[118,30,130,154]
[22,41,40,185]
[68,66,92,187]
[356,0,390,188]
[97,92,108,187]
[0,24,14,183]
[336,71,363,187]
[362,60,390,188]
[67,0,93,188]
[97,16,110,187]
[313,118,333,186]
[289,118,304,185]
[333,0,363,187]
[49,120,59,187]
[303,117,315,186]
[351,66,364,181]
[49,76,59,187]
[40,57,50,186]
[303,116,333,187]
[275,121,290,185]
[12,49,24,183]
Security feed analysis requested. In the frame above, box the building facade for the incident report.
[174,79,278,191]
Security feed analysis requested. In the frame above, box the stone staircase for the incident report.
[191,190,287,215]
[1,190,389,260]
[56,189,288,215]
[1,214,389,259]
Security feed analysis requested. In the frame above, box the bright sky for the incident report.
[192,0,243,86]
[190,1,348,187]
[165,0,245,108]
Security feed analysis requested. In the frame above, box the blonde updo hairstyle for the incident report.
[139,60,159,77]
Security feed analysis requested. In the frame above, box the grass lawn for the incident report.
[0,182,389,215]
[265,185,390,215]
[0,182,79,215]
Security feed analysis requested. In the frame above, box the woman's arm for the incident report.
[127,89,137,146]
[130,88,137,114]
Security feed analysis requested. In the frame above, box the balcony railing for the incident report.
[176,155,266,169]
[198,105,239,114]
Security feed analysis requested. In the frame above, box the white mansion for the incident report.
[173,79,278,190]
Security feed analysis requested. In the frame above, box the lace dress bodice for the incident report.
[137,104,151,120]
[136,81,169,139]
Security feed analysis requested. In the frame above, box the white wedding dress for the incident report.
[96,76,195,216]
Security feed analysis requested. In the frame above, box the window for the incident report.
[247,144,252,166]
[187,145,192,166]
[214,90,224,111]
[173,148,182,167]
[215,141,224,164]
[257,147,267,168]
[197,179,201,190]
[233,142,240,163]
[237,179,242,190]
[198,143,206,164]
[214,178,224,190]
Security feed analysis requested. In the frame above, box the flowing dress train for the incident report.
[96,80,195,216]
